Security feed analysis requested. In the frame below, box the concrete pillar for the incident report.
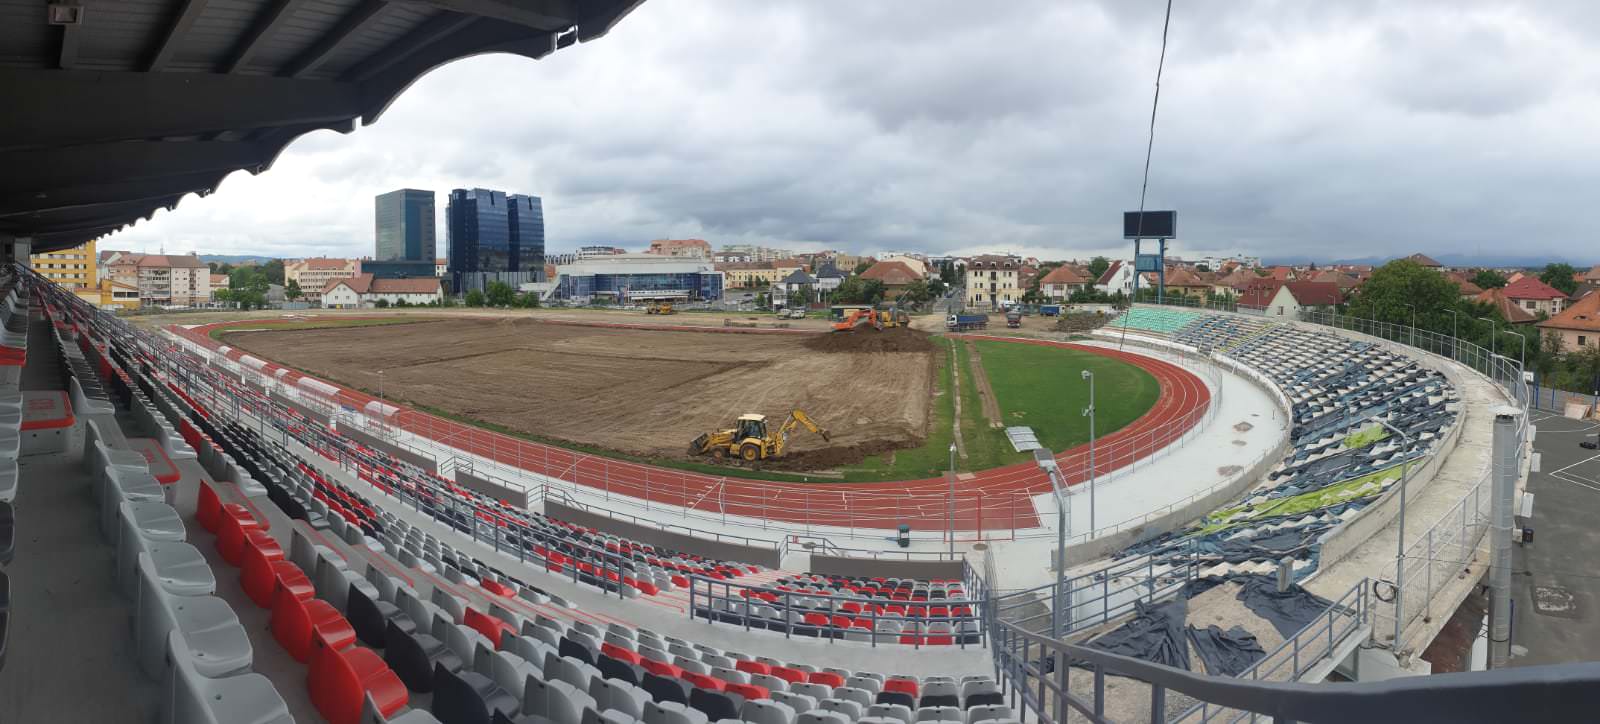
[1488,405,1522,668]
[12,237,31,267]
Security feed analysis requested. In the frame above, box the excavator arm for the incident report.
[773,409,830,456]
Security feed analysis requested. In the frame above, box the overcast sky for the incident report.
[102,0,1600,264]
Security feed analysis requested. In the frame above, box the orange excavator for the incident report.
[832,308,883,332]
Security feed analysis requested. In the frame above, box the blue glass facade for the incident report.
[556,272,723,301]
[374,189,435,261]
[447,188,544,288]
[507,194,544,271]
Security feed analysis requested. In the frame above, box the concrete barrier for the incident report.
[807,554,966,581]
[335,420,437,474]
[455,468,531,509]
[544,499,782,568]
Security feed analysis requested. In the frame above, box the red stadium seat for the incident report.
[809,671,845,688]
[272,593,354,663]
[308,630,408,724]
[215,504,259,567]
[196,480,223,532]
[771,666,806,684]
[462,608,513,648]
[238,528,287,608]
[681,671,724,691]
[735,660,771,677]
[724,682,769,701]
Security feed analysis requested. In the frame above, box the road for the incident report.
[1510,409,1600,666]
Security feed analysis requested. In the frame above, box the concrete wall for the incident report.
[456,469,531,509]
[544,499,782,568]
[808,554,966,581]
[335,420,437,474]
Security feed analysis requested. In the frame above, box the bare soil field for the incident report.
[222,317,935,469]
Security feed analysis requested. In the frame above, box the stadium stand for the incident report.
[1112,312,1459,582]
[1108,307,1204,336]
[28,268,1015,724]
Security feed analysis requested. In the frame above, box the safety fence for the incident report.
[687,570,988,650]
[168,321,1224,543]
[1527,384,1598,414]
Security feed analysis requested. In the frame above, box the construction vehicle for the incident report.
[780,307,807,319]
[947,313,989,331]
[645,301,676,315]
[832,307,883,332]
[689,409,831,462]
[1006,309,1023,328]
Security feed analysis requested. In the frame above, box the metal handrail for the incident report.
[687,574,987,650]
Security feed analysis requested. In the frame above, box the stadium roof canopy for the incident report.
[1,0,643,253]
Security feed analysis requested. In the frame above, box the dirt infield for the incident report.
[800,327,937,354]
[221,318,934,467]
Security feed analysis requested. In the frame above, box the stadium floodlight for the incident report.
[1082,369,1096,532]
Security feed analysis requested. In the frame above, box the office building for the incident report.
[447,187,545,292]
[285,257,358,303]
[508,193,545,271]
[552,254,723,303]
[373,189,436,262]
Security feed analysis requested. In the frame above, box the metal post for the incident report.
[1480,316,1498,359]
[1082,370,1096,532]
[1373,419,1414,646]
[1404,303,1416,348]
[1489,406,1521,668]
[947,442,957,555]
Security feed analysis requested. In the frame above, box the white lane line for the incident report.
[1549,452,1600,477]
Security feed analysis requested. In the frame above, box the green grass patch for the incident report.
[1342,425,1388,449]
[971,340,1162,453]
[1195,463,1411,535]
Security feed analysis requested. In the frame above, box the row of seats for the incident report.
[33,279,297,724]
[0,266,25,673]
[770,574,967,601]
[1109,307,1204,336]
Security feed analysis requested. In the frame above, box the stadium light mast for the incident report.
[1442,308,1462,361]
[1037,453,1071,637]
[1082,369,1097,532]
[1373,418,1415,646]
[948,442,958,556]
[1479,316,1498,359]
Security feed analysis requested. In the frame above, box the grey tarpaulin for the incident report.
[1235,574,1334,638]
[1084,597,1190,670]
[1187,625,1266,677]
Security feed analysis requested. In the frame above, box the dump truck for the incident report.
[688,409,831,462]
[1039,304,1062,317]
[1006,310,1023,328]
[946,313,988,331]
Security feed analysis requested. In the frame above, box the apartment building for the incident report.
[30,239,97,289]
[966,254,1024,308]
[105,252,210,306]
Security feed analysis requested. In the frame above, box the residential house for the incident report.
[321,274,442,308]
[1038,265,1092,300]
[877,254,929,277]
[1214,268,1257,298]
[966,254,1025,308]
[285,257,359,304]
[1160,267,1212,299]
[72,278,141,310]
[1500,276,1569,317]
[859,261,923,300]
[815,266,846,294]
[716,260,805,289]
[435,258,448,277]
[647,239,712,258]
[1473,288,1538,325]
[772,269,816,305]
[1444,272,1484,300]
[1583,265,1600,284]
[1537,291,1600,352]
[1095,260,1136,296]
[1403,253,1443,269]
[1247,281,1345,319]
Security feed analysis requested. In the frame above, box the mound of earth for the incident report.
[801,327,937,354]
[1054,311,1111,334]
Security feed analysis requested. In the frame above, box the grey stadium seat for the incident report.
[159,631,290,724]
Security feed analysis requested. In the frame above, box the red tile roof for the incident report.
[1283,281,1345,307]
[325,273,441,295]
[1039,266,1090,285]
[1095,260,1124,286]
[296,257,354,270]
[1501,276,1567,301]
[1474,288,1538,324]
[1403,253,1442,267]
[859,261,920,286]
[1539,291,1600,333]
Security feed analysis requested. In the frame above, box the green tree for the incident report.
[485,281,516,307]
[1540,263,1580,296]
[514,292,541,308]
[284,279,302,302]
[755,292,771,310]
[1538,331,1564,381]
[374,298,390,308]
[207,261,234,275]
[259,258,286,286]
[853,261,873,275]
[1345,260,1460,329]
[927,278,947,298]
[939,261,958,286]
[464,289,486,307]
[832,276,886,305]
[898,279,930,304]
[1087,256,1110,281]
[1471,269,1507,289]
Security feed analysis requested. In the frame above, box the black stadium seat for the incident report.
[384,618,463,693]
[641,672,690,705]
[598,654,641,686]
[432,661,520,724]
[690,687,742,723]
[348,581,412,648]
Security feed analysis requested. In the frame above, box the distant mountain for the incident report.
[200,254,278,264]
[1262,253,1597,269]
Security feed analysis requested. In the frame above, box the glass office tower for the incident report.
[374,189,436,261]
[507,194,545,272]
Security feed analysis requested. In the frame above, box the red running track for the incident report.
[179,321,1210,534]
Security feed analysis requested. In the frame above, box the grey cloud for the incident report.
[102,0,1600,264]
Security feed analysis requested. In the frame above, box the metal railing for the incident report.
[688,575,987,650]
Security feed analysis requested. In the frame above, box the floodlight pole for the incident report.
[1375,418,1415,647]
[1442,308,1461,361]
[948,442,958,556]
[1040,455,1071,637]
[1082,369,1097,533]
[1480,316,1498,360]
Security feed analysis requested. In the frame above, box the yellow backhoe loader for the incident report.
[688,409,831,462]
[645,301,676,315]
